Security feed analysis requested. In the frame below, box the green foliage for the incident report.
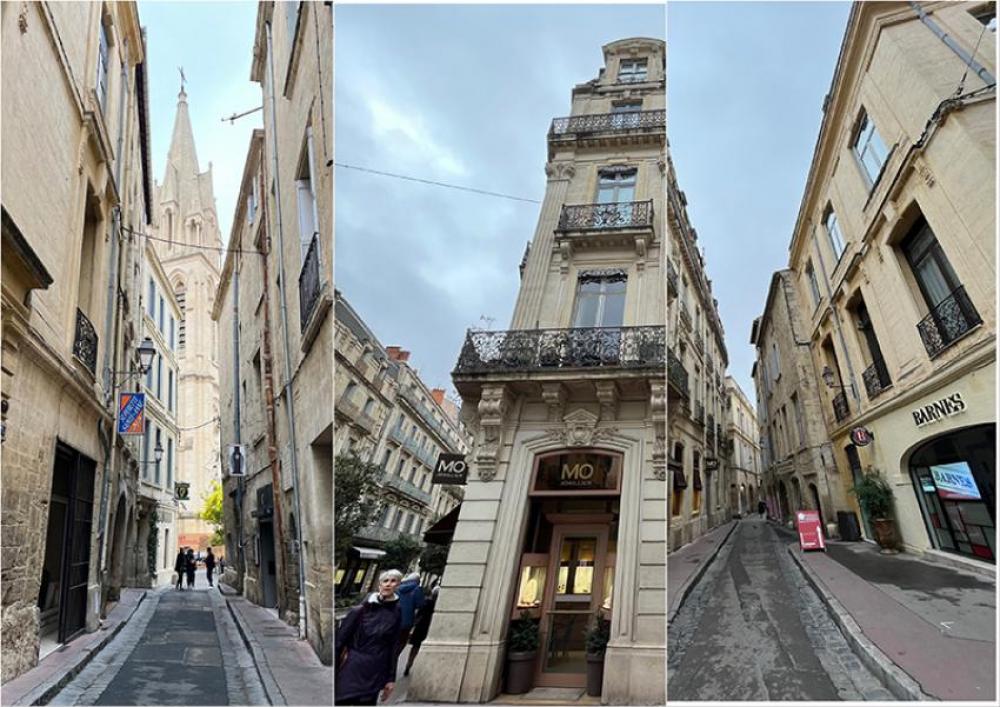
[146,508,159,578]
[334,454,385,563]
[381,534,422,574]
[585,614,610,656]
[419,542,449,577]
[850,468,894,519]
[507,610,540,653]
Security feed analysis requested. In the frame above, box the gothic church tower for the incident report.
[154,85,222,550]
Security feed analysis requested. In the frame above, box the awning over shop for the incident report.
[423,504,461,545]
[353,546,386,560]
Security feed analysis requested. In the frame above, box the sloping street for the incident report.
[668,518,894,701]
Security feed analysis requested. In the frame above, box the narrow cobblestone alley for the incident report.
[50,588,267,706]
[668,518,895,702]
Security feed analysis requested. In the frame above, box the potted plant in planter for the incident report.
[505,610,540,694]
[584,612,611,697]
[850,468,898,553]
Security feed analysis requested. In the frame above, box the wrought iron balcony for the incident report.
[454,326,664,376]
[916,286,982,358]
[549,109,665,137]
[668,348,689,398]
[382,473,432,506]
[862,356,892,400]
[832,391,850,423]
[556,200,653,232]
[73,308,98,375]
[298,232,322,332]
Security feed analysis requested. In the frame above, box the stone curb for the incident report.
[786,544,935,702]
[222,590,287,706]
[9,592,148,706]
[667,520,738,625]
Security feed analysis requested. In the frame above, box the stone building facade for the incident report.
[666,155,731,548]
[215,0,334,664]
[410,38,666,704]
[750,271,841,532]
[1,0,154,681]
[724,375,762,516]
[334,291,467,595]
[152,85,222,553]
[783,1,995,563]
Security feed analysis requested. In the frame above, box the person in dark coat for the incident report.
[185,548,196,588]
[335,569,402,705]
[394,572,425,658]
[205,548,216,587]
[174,549,186,590]
[404,584,438,676]
[758,500,767,519]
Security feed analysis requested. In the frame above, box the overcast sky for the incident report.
[335,3,665,397]
[140,0,261,242]
[668,0,851,406]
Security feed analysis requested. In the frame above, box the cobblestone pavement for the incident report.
[668,518,896,701]
[50,587,268,706]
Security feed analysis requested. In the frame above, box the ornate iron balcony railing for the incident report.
[862,356,892,400]
[668,348,689,398]
[549,109,665,137]
[916,286,982,358]
[454,326,665,375]
[556,200,653,232]
[73,308,98,375]
[832,391,850,423]
[298,232,322,332]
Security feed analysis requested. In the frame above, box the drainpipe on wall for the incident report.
[265,20,308,641]
[908,1,995,87]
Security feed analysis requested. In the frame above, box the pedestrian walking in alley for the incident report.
[394,572,425,659]
[205,547,216,587]
[185,548,196,588]
[335,569,403,706]
[174,548,186,590]
[404,584,438,677]
[758,500,767,519]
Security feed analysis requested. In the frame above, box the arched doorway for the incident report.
[908,424,995,563]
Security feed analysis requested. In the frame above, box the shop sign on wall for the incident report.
[930,462,982,501]
[911,392,966,428]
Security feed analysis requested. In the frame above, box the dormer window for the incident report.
[617,59,647,84]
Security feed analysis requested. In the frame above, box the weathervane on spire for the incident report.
[178,66,186,93]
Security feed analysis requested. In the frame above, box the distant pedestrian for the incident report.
[758,500,767,519]
[394,572,425,659]
[185,548,196,588]
[335,569,402,705]
[174,549,186,590]
[205,548,216,587]
[404,585,438,677]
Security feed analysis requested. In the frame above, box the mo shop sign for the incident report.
[912,392,966,428]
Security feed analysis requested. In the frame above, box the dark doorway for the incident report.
[39,443,96,644]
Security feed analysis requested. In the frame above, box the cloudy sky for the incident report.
[668,0,851,404]
[335,3,665,397]
[140,0,261,242]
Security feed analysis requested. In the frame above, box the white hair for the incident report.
[379,569,403,582]
[403,571,421,582]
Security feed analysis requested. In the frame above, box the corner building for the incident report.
[409,38,666,704]
[784,1,995,565]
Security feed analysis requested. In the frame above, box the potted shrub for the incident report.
[584,613,611,697]
[850,468,897,552]
[505,610,539,694]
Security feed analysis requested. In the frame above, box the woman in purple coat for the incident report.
[336,569,403,705]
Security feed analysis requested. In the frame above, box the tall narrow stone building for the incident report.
[153,85,222,551]
[410,37,666,704]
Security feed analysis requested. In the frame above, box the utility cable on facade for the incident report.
[336,162,542,204]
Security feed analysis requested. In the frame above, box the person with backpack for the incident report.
[335,569,402,705]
